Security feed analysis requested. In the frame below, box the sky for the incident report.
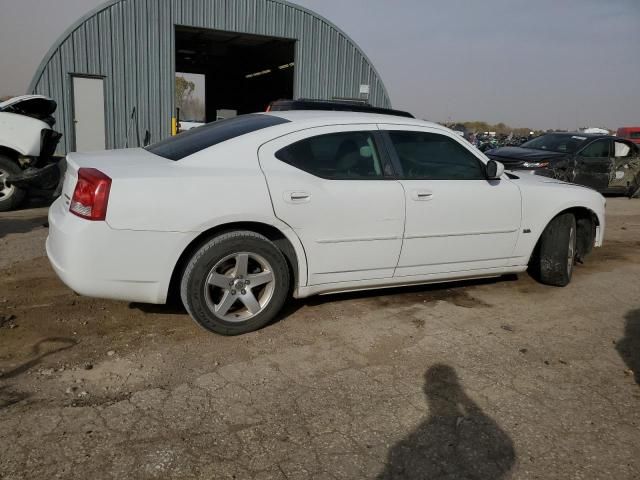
[0,0,638,130]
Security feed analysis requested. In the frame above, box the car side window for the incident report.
[614,141,634,158]
[388,131,485,180]
[580,139,610,158]
[275,131,384,179]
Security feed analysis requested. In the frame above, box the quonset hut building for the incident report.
[28,0,391,154]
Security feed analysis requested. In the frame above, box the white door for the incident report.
[259,125,405,285]
[72,76,106,152]
[379,125,522,277]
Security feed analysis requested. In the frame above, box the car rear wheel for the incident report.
[0,155,26,212]
[180,231,290,335]
[532,212,577,287]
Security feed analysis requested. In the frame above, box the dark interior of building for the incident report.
[175,26,296,121]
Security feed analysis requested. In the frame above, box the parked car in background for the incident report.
[178,120,206,131]
[0,95,63,211]
[47,109,606,336]
[617,126,640,145]
[486,132,640,197]
[580,127,609,135]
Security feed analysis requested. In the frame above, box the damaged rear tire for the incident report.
[531,212,577,287]
[0,155,26,212]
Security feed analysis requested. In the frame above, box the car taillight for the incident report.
[70,168,112,221]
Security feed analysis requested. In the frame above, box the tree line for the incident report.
[442,121,539,136]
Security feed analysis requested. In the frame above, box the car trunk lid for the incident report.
[60,148,173,207]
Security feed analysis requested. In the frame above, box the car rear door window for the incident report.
[275,131,385,179]
[146,114,290,160]
[580,139,610,158]
[614,141,634,158]
[388,131,485,180]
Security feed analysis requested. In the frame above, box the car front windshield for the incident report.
[520,134,588,154]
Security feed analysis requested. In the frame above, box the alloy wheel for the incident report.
[0,168,15,200]
[203,252,276,322]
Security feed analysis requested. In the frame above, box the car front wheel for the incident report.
[532,212,577,287]
[0,155,26,212]
[180,231,290,335]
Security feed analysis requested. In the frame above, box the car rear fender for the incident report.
[166,218,309,303]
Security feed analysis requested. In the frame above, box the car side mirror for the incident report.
[486,159,505,180]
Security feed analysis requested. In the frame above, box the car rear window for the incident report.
[146,114,290,160]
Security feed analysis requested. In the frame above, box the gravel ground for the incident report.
[0,198,639,479]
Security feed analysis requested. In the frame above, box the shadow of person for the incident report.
[378,364,516,480]
[616,309,640,385]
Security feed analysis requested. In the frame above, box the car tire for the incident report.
[180,231,290,335]
[0,155,26,212]
[533,213,577,287]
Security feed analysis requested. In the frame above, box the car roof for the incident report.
[263,110,442,130]
[267,99,414,118]
[541,132,615,140]
[536,133,640,146]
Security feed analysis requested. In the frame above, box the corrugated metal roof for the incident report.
[29,0,392,154]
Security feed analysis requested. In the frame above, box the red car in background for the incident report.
[617,127,640,145]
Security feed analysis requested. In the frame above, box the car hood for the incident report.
[486,146,569,163]
[0,95,57,116]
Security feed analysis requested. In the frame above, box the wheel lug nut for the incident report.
[245,280,250,285]
[241,290,246,295]
[231,290,236,295]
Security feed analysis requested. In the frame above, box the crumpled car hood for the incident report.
[0,95,57,117]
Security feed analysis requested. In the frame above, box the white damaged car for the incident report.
[0,95,63,211]
[47,110,606,335]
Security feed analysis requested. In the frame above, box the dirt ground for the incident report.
[1,198,639,479]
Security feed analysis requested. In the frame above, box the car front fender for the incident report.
[511,179,606,263]
[0,112,50,157]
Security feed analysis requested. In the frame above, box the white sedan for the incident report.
[47,111,606,335]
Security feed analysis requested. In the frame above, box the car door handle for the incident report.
[285,191,311,203]
[412,190,434,201]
